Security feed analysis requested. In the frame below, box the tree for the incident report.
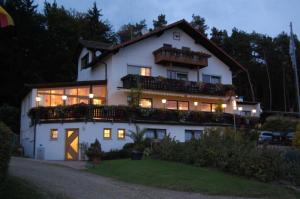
[190,14,208,36]
[117,20,147,43]
[153,14,167,30]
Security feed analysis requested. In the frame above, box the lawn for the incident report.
[88,159,300,199]
[0,176,66,199]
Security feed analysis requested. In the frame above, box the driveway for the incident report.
[9,157,255,199]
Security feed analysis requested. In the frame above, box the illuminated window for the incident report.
[117,129,125,139]
[178,101,189,110]
[166,100,177,110]
[200,103,217,112]
[50,129,58,140]
[103,128,111,139]
[127,65,151,76]
[139,98,152,108]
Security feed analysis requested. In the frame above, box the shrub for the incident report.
[102,149,129,160]
[262,116,297,132]
[293,123,300,148]
[0,122,12,190]
[85,139,102,162]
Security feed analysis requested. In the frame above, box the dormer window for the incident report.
[81,53,89,69]
[202,74,221,84]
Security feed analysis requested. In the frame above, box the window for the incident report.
[139,98,152,108]
[241,111,251,116]
[202,74,221,84]
[81,53,89,69]
[103,128,111,139]
[166,100,189,110]
[127,65,151,76]
[145,129,166,140]
[200,103,217,112]
[173,32,180,40]
[117,129,125,139]
[185,130,203,141]
[50,129,58,140]
[167,70,188,81]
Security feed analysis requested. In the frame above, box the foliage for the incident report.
[102,149,129,160]
[152,127,300,185]
[0,104,19,133]
[117,20,147,43]
[85,139,102,161]
[153,14,167,29]
[262,116,297,132]
[128,124,147,152]
[0,122,12,191]
[190,14,209,36]
[293,123,300,148]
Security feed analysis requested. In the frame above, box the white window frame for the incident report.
[127,65,151,76]
[167,70,188,81]
[202,74,222,84]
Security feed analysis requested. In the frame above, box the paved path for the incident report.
[9,157,256,199]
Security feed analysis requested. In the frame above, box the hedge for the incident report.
[0,121,12,191]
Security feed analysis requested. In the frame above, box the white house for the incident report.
[20,20,261,160]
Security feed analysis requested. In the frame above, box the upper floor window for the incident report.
[167,70,188,81]
[127,65,151,76]
[166,100,189,110]
[81,53,89,69]
[202,74,221,84]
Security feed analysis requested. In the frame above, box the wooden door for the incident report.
[65,129,79,160]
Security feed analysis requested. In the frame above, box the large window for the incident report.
[139,98,152,108]
[145,129,166,140]
[202,74,221,84]
[127,65,151,76]
[37,85,106,107]
[166,100,189,110]
[167,70,188,81]
[200,103,217,112]
[185,130,203,141]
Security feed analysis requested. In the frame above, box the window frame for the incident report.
[81,53,89,69]
[166,100,189,110]
[202,74,221,84]
[117,129,126,140]
[50,129,58,140]
[167,70,188,81]
[103,128,112,140]
[185,129,203,141]
[145,129,166,140]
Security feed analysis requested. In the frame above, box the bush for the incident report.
[0,122,12,190]
[293,123,300,148]
[262,116,297,132]
[85,139,102,162]
[153,127,300,184]
[102,149,129,160]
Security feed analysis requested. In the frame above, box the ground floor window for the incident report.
[145,129,166,140]
[103,128,112,139]
[185,130,203,141]
[50,129,58,140]
[117,129,126,139]
[166,100,189,110]
[200,103,218,112]
[139,98,152,108]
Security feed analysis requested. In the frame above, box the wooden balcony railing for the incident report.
[28,104,259,128]
[153,46,211,68]
[121,74,235,96]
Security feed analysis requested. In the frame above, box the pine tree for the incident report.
[190,14,208,36]
[153,14,167,29]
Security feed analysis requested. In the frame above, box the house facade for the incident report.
[20,20,261,160]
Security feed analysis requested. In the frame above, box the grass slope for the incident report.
[89,159,300,199]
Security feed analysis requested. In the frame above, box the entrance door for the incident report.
[65,129,79,160]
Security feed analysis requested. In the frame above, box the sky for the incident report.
[35,0,300,37]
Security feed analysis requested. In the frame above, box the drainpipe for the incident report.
[33,121,37,159]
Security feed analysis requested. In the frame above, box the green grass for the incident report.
[0,176,67,199]
[88,159,300,199]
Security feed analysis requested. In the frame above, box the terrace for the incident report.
[121,74,235,97]
[28,104,258,128]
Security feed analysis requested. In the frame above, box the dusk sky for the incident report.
[35,0,299,37]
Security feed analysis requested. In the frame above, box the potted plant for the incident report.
[128,124,146,160]
[85,139,102,164]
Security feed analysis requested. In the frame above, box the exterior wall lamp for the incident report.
[35,96,41,107]
[89,93,94,99]
[193,101,198,106]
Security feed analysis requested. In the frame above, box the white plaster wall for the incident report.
[107,27,233,106]
[20,89,36,157]
[236,103,261,117]
[35,122,206,160]
[77,48,110,81]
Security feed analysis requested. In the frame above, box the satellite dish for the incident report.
[95,50,102,57]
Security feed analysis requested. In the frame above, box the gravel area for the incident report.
[9,157,257,199]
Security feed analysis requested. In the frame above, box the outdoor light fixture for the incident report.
[89,93,94,99]
[221,104,227,108]
[238,107,243,111]
[62,95,67,100]
[35,96,41,102]
[193,101,198,106]
[161,99,167,104]
[252,109,257,114]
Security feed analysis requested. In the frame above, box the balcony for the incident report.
[28,104,258,128]
[153,46,211,68]
[121,74,235,96]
